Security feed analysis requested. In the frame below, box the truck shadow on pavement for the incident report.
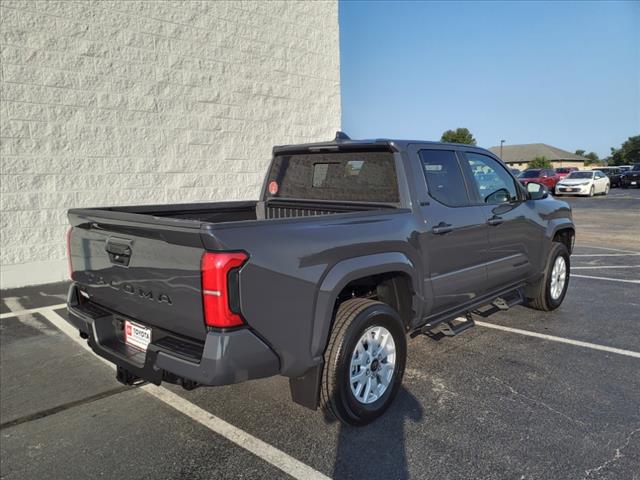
[328,387,423,479]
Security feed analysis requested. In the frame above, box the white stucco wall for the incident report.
[0,0,341,289]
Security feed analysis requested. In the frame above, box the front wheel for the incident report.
[525,242,570,311]
[321,298,407,426]
[589,185,595,197]
[603,184,609,195]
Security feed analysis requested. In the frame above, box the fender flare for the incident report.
[534,219,575,275]
[309,252,420,362]
[546,219,575,248]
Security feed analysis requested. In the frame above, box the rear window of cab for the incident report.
[267,151,399,203]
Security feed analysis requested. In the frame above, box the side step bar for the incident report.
[434,313,475,337]
[412,287,525,340]
[472,288,524,318]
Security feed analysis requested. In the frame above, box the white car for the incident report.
[555,170,610,196]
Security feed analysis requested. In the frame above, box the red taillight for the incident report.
[66,227,74,280]
[201,252,248,328]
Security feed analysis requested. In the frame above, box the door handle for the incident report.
[487,216,504,226]
[432,222,453,235]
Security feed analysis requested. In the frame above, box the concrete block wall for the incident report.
[0,0,341,288]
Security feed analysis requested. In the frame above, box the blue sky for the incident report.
[339,1,639,157]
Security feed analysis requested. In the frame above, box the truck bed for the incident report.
[90,199,395,223]
[67,199,399,342]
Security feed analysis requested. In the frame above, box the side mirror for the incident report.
[526,182,549,200]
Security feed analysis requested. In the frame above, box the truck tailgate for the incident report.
[68,209,207,341]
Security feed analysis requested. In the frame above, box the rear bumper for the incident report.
[66,284,280,386]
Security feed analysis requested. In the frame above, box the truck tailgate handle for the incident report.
[105,238,132,266]
[487,216,504,226]
[432,222,453,235]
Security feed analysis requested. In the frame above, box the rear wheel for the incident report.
[525,242,570,311]
[321,298,407,426]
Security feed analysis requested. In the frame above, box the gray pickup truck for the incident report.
[66,134,574,425]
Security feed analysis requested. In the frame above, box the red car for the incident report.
[555,167,578,179]
[518,168,561,192]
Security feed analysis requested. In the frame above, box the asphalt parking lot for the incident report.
[1,189,639,480]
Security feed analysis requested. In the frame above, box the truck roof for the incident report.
[273,132,495,156]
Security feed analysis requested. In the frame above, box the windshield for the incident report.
[520,170,541,178]
[633,164,640,171]
[566,171,594,179]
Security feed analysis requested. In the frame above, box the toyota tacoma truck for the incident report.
[66,133,574,426]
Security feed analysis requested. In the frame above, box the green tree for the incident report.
[528,156,552,169]
[575,149,586,157]
[609,147,624,166]
[584,152,602,166]
[609,135,640,166]
[620,135,640,164]
[441,128,476,145]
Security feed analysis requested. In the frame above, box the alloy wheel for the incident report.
[349,326,396,404]
[550,256,567,300]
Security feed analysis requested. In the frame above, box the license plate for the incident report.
[565,188,576,192]
[632,181,637,185]
[124,320,151,351]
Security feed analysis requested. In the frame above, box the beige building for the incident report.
[489,143,588,171]
[0,1,341,288]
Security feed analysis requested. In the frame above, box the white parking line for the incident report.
[475,321,640,359]
[572,274,640,284]
[573,254,640,257]
[1,298,58,335]
[145,386,330,480]
[572,266,640,270]
[0,303,66,320]
[38,308,330,480]
[573,246,640,254]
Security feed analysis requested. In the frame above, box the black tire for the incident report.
[525,242,570,311]
[321,298,407,426]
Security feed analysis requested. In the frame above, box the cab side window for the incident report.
[419,150,470,207]
[464,153,518,204]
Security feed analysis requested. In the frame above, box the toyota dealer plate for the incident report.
[124,320,151,351]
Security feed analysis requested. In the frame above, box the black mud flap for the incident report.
[289,364,323,410]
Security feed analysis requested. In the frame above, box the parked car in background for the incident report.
[555,167,578,179]
[510,168,521,176]
[620,163,640,188]
[519,168,561,193]
[555,170,609,196]
[594,167,622,188]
